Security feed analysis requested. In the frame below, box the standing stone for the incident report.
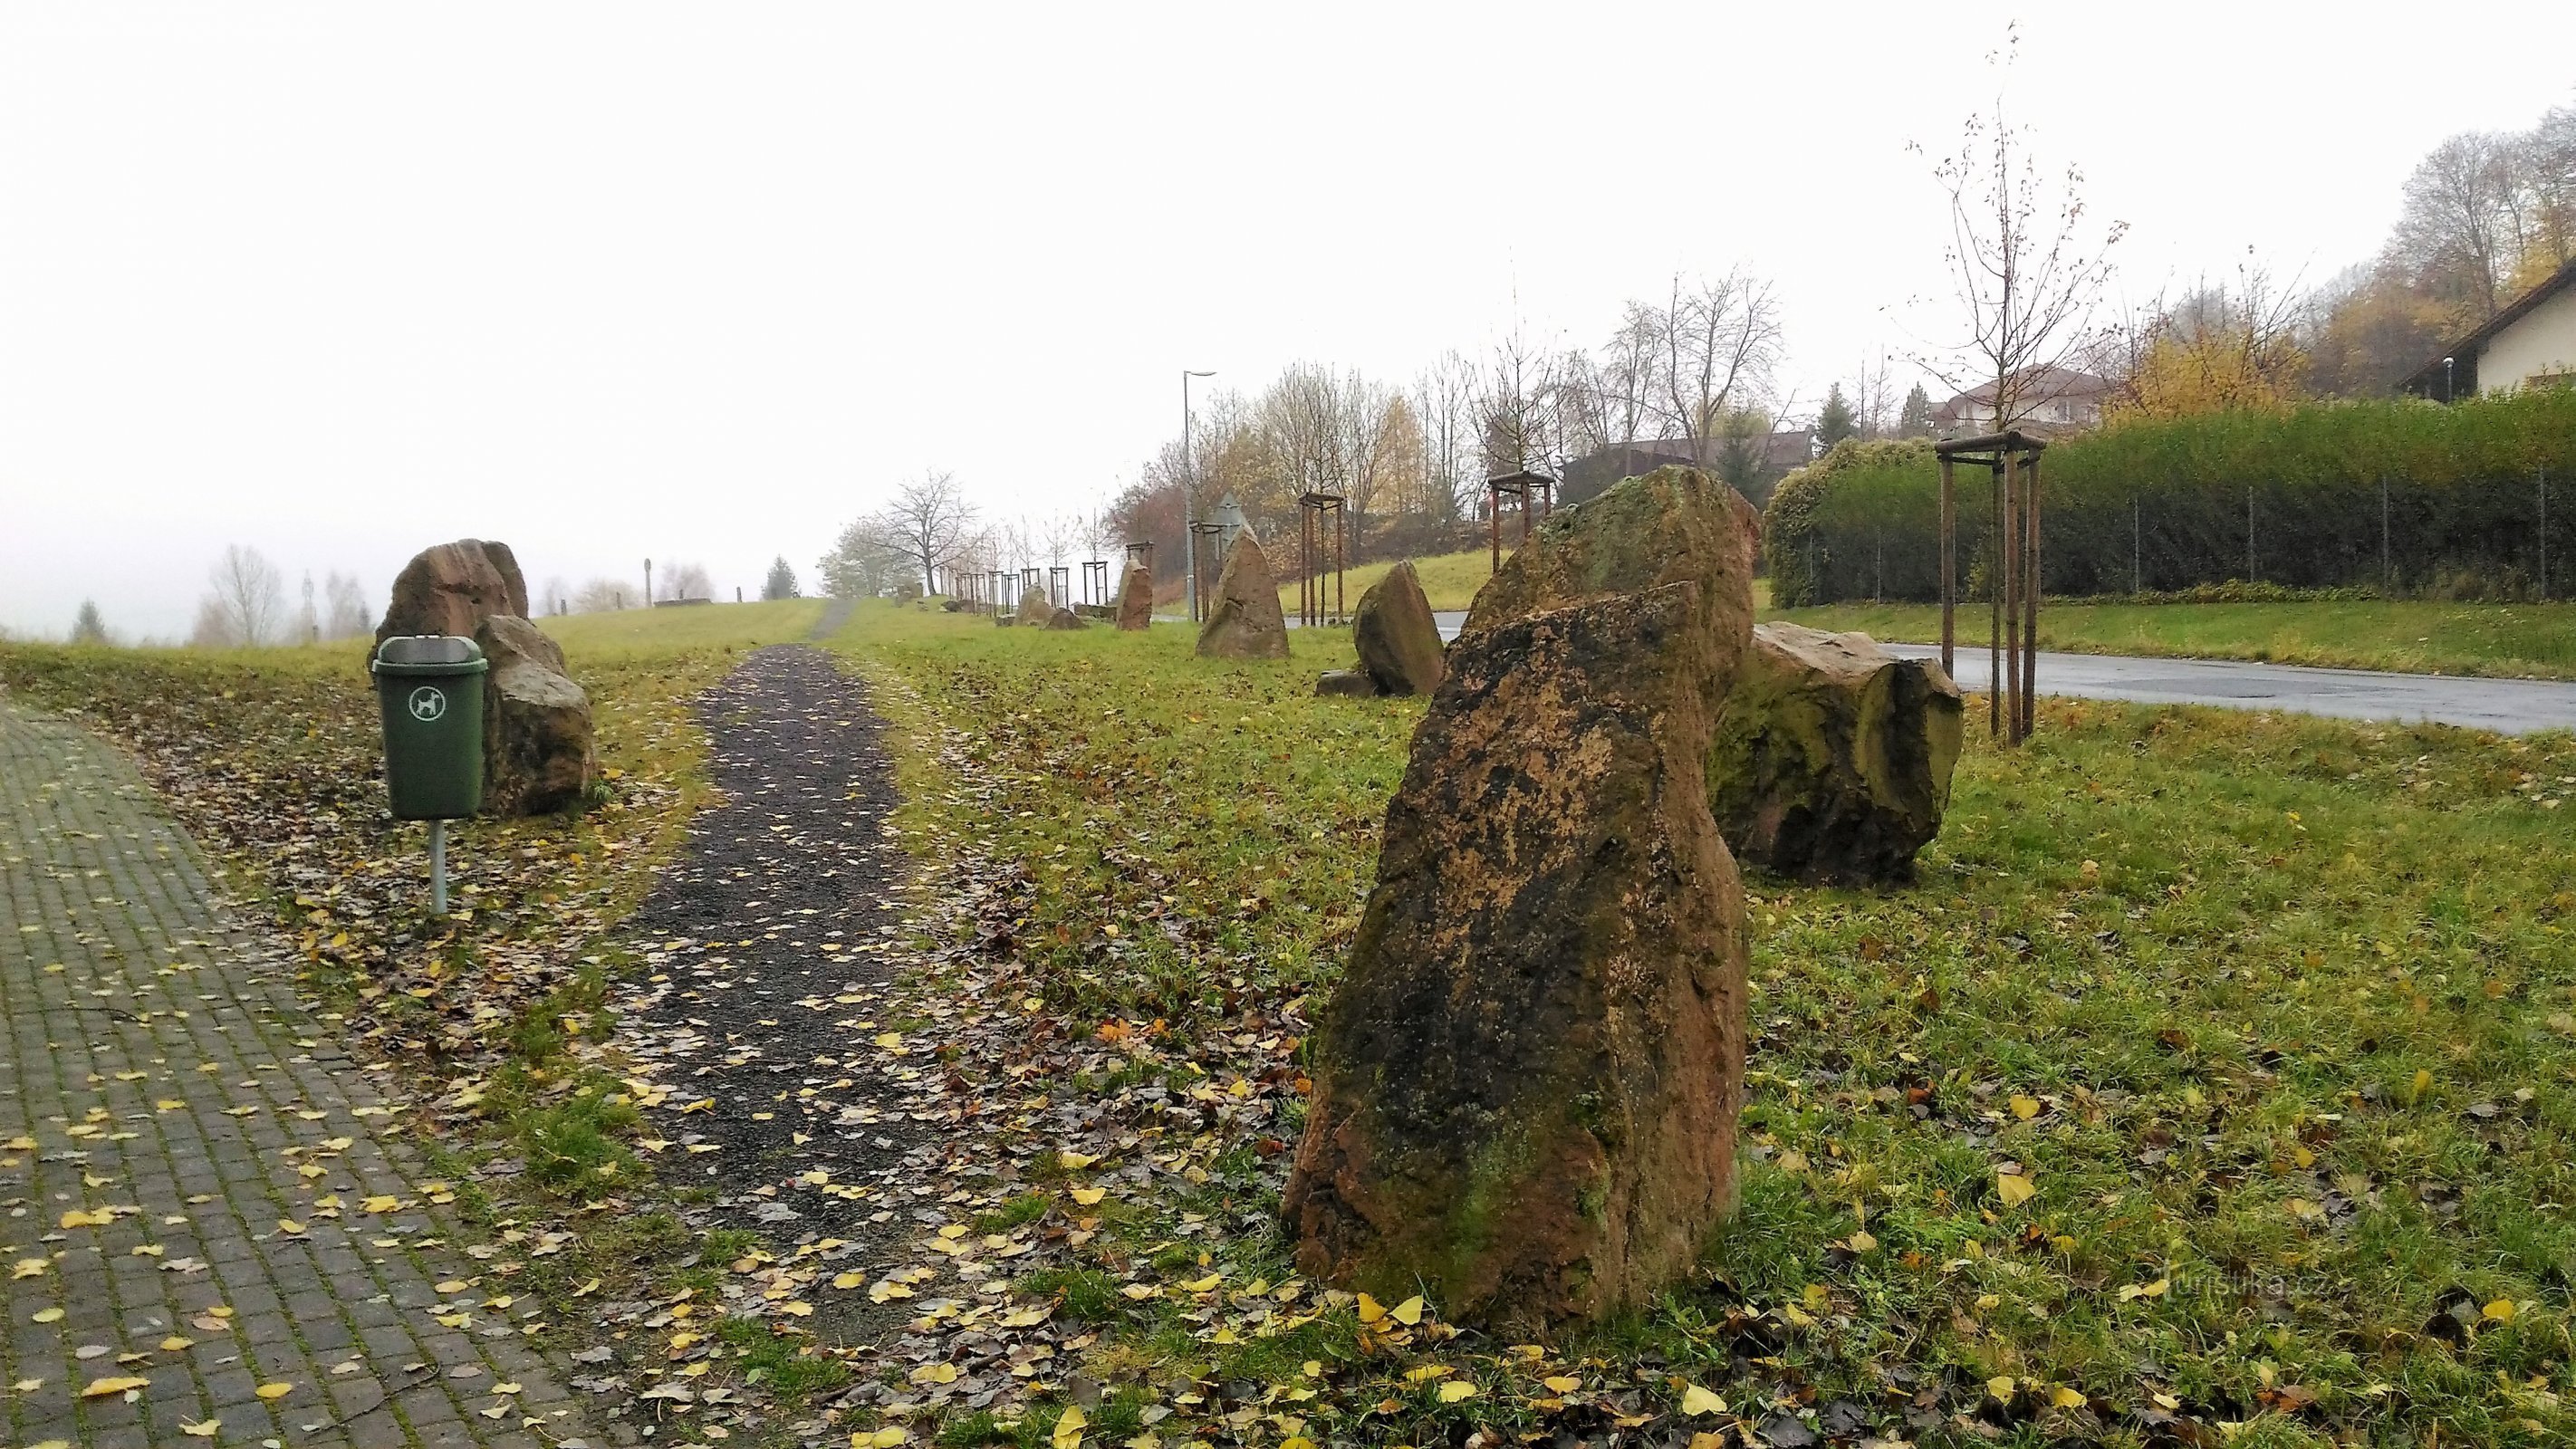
[1350,559,1445,696]
[1708,623,1963,884]
[472,615,597,816]
[376,540,529,645]
[1019,586,1053,624]
[1463,464,1758,716]
[1116,564,1155,631]
[1196,532,1290,660]
[1044,607,1085,631]
[1282,582,1748,1335]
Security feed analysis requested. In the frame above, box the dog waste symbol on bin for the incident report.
[408,686,447,723]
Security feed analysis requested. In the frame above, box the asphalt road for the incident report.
[1411,612,2576,735]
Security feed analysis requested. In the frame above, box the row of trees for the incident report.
[816,472,1125,601]
[2087,100,2576,414]
[186,547,371,648]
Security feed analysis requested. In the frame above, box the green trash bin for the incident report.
[371,636,488,820]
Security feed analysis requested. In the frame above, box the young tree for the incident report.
[881,470,976,595]
[71,600,110,645]
[202,544,285,647]
[1919,36,2125,433]
[1411,350,1482,523]
[1898,383,1935,437]
[762,556,801,600]
[323,572,371,638]
[1814,384,1860,447]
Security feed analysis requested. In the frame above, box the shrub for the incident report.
[1767,391,2576,604]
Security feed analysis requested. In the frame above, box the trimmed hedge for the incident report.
[1767,391,2576,605]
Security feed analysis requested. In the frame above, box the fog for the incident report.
[4,2,2571,638]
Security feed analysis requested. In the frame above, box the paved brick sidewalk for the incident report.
[1,703,597,1449]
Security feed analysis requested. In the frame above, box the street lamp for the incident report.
[2443,356,2456,404]
[1181,369,1216,621]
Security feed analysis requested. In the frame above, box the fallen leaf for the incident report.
[82,1375,151,1398]
[1681,1383,1727,1415]
[1995,1170,2037,1207]
[1437,1380,1477,1403]
[256,1381,293,1399]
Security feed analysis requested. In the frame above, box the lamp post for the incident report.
[643,557,653,609]
[2443,356,2456,404]
[1182,369,1216,621]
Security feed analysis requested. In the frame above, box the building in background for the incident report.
[2401,254,2576,401]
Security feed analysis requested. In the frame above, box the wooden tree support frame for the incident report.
[1187,520,1230,620]
[1123,540,1155,574]
[1047,565,1072,610]
[1298,490,1349,627]
[1485,470,1555,574]
[987,570,1011,617]
[1081,559,1110,607]
[1934,430,2045,746]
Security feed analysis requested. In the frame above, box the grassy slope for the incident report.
[537,596,825,657]
[1768,596,2576,681]
[1273,548,1496,616]
[841,600,2576,1446]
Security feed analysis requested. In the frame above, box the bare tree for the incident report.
[1850,352,1899,440]
[572,578,635,612]
[1649,270,1783,463]
[665,561,713,600]
[880,469,976,595]
[202,544,285,648]
[323,572,370,638]
[1412,350,1481,523]
[1919,43,2125,433]
[1478,323,1567,484]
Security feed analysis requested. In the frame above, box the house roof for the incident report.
[1933,366,2112,419]
[2399,253,2576,394]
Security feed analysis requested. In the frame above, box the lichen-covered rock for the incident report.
[1044,607,1085,630]
[1019,586,1053,623]
[472,615,595,816]
[1282,582,1748,1335]
[1708,623,1963,884]
[377,540,528,646]
[1313,669,1376,697]
[1196,533,1290,660]
[1350,560,1445,696]
[1463,465,1757,716]
[1117,564,1155,630]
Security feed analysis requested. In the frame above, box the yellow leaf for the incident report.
[1356,1292,1388,1324]
[256,1381,293,1399]
[59,1209,111,1229]
[361,1195,400,1213]
[32,1307,64,1323]
[2052,1386,2087,1408]
[1995,1171,2037,1207]
[908,1362,959,1385]
[832,1271,867,1290]
[1053,1402,1088,1448]
[1391,1295,1426,1325]
[875,1032,905,1051]
[1070,1186,1107,1206]
[1988,1376,2017,1402]
[5,1135,34,1150]
[160,1335,195,1350]
[276,1220,305,1235]
[1183,1273,1221,1292]
[1059,1150,1099,1170]
[1847,1230,1878,1253]
[82,1375,152,1397]
[12,1259,48,1279]
[182,1421,222,1438]
[2009,1095,2042,1120]
[436,1280,468,1294]
[2484,1299,2516,1323]
[1437,1380,1478,1403]
[853,1431,909,1447]
[2412,1069,2433,1102]
[1680,1383,1727,1415]
[781,1300,813,1317]
[1543,1376,1581,1394]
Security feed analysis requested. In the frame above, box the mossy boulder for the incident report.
[1350,559,1446,696]
[1197,532,1290,660]
[1282,582,1748,1334]
[1708,622,1963,884]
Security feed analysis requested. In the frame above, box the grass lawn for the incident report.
[1768,596,2576,681]
[1273,547,1497,617]
[837,600,2576,1447]
[537,595,826,657]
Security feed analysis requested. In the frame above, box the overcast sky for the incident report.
[4,3,2571,638]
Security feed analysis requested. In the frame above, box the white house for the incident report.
[2403,254,2576,400]
[1931,366,2113,437]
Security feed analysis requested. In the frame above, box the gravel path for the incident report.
[0,701,595,1449]
[615,646,935,1350]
